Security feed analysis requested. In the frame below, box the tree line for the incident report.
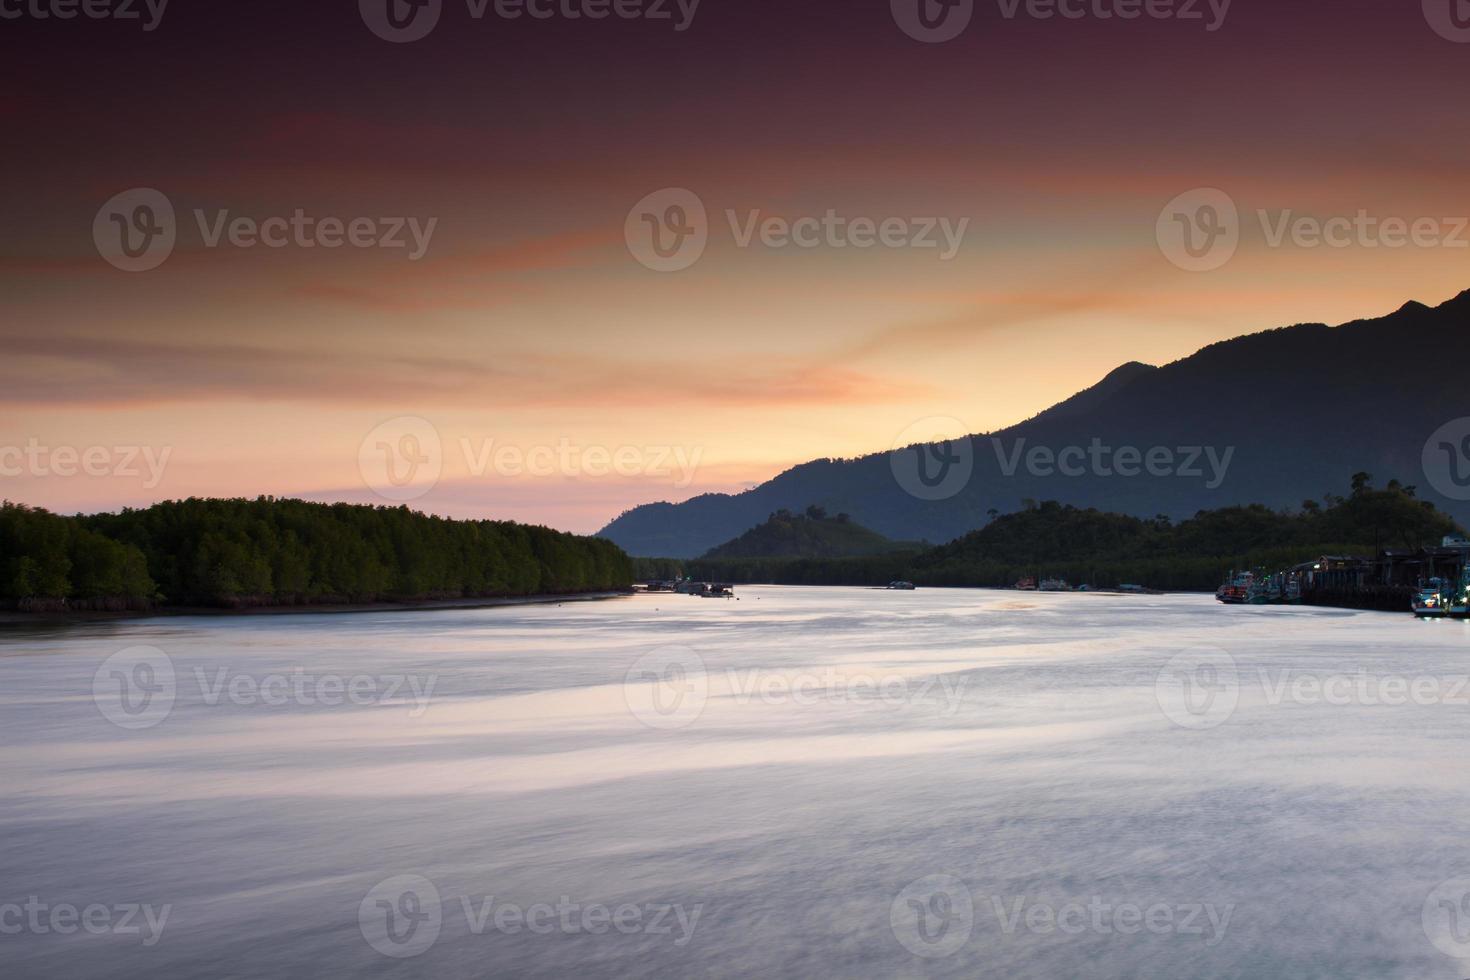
[1,497,632,611]
[638,475,1463,592]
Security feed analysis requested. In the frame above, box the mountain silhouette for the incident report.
[600,291,1470,557]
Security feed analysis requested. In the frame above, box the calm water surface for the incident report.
[3,587,1469,978]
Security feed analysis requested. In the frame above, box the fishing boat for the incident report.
[1412,578,1449,619]
[1447,569,1469,619]
[886,581,916,591]
[1014,577,1037,591]
[1216,571,1253,604]
[1038,578,1072,592]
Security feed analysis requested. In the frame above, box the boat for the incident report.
[1412,577,1449,619]
[1449,569,1470,619]
[1014,577,1037,591]
[1038,578,1071,592]
[886,581,916,590]
[1216,571,1253,604]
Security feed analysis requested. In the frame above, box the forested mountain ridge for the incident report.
[679,476,1463,592]
[1,497,632,612]
[600,290,1470,557]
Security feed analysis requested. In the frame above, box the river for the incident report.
[2,586,1468,978]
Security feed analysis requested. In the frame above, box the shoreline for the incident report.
[0,591,633,626]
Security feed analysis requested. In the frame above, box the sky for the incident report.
[4,0,1470,532]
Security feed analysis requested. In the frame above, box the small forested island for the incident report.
[643,475,1463,592]
[1,497,633,613]
[699,506,922,560]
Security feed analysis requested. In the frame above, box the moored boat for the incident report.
[1216,571,1253,604]
[1412,577,1449,619]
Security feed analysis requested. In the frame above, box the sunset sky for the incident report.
[5,0,1470,532]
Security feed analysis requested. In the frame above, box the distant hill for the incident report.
[700,507,918,560]
[685,478,1465,593]
[600,290,1470,557]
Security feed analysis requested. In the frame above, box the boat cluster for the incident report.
[1215,570,1303,606]
[637,579,734,598]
